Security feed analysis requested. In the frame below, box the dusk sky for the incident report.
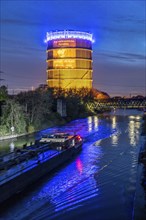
[1,0,146,96]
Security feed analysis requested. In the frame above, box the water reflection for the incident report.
[87,116,99,133]
[112,134,118,146]
[0,135,35,154]
[128,116,141,147]
[112,116,116,129]
[76,158,83,174]
[0,111,144,220]
[93,116,99,130]
[22,144,101,219]
[111,116,118,145]
[9,142,15,153]
[88,116,93,132]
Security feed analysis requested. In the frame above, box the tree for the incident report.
[0,86,8,101]
[16,89,54,131]
[0,99,26,136]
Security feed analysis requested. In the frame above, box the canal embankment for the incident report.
[133,114,146,219]
[0,133,28,141]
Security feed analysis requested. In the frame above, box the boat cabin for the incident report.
[39,133,82,150]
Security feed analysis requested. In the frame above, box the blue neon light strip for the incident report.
[45,31,94,43]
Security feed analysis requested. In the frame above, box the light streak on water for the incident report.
[128,115,142,147]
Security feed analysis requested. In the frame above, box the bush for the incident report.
[27,124,35,133]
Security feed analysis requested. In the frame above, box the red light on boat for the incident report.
[76,135,82,141]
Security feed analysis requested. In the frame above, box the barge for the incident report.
[0,133,83,203]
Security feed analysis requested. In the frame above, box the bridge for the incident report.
[86,98,146,112]
[57,98,146,116]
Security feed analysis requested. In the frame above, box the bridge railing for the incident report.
[87,98,146,111]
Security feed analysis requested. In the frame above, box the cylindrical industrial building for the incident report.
[45,30,94,89]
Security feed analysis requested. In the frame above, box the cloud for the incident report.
[113,15,145,25]
[1,37,27,45]
[1,47,44,57]
[0,18,43,26]
[95,51,146,63]
[121,52,146,60]
[100,25,145,34]
[1,37,44,54]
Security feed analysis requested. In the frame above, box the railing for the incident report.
[87,98,146,111]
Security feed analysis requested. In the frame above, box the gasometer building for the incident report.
[45,30,94,89]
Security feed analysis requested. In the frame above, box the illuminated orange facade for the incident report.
[46,31,93,89]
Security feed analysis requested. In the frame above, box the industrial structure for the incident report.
[45,30,94,89]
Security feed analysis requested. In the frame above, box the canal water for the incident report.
[0,109,145,220]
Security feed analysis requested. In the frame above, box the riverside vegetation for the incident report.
[0,85,109,137]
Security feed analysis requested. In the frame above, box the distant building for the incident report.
[38,84,48,90]
[92,88,110,99]
[45,30,94,90]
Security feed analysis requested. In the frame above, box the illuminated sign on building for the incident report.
[54,59,75,69]
[53,40,76,48]
[53,49,76,58]
[56,49,66,57]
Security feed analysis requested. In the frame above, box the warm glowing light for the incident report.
[128,118,141,147]
[88,116,92,132]
[46,30,93,89]
[112,134,118,145]
[111,116,118,145]
[136,116,141,120]
[94,116,99,129]
[56,49,66,57]
[54,59,75,68]
[129,115,141,120]
[53,49,76,58]
[88,116,92,124]
[129,116,135,119]
[112,116,116,129]
[129,120,136,146]
[45,30,94,43]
